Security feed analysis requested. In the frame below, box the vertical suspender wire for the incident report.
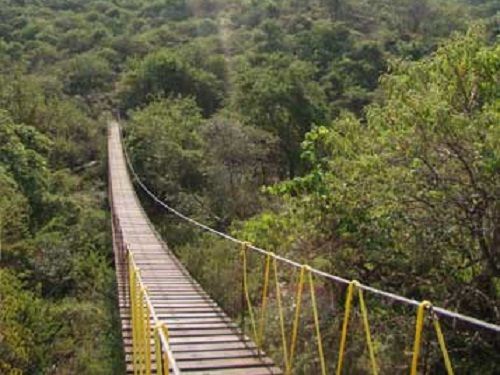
[136,268,141,375]
[336,280,379,375]
[431,311,454,375]
[144,287,152,375]
[240,247,246,337]
[154,324,163,375]
[141,286,146,374]
[140,285,147,374]
[137,279,143,374]
[129,253,138,375]
[357,284,378,375]
[241,242,258,343]
[136,283,141,374]
[273,255,290,373]
[411,301,431,375]
[130,259,135,375]
[161,324,170,375]
[412,302,454,375]
[258,252,272,348]
[336,281,355,375]
[307,266,327,375]
[288,265,306,374]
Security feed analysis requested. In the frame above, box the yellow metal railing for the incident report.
[127,249,180,375]
[119,215,456,375]
[240,242,455,375]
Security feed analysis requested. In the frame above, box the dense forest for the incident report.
[0,0,498,374]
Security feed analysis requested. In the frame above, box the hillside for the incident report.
[0,0,498,374]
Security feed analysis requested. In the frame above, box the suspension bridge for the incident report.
[108,121,499,375]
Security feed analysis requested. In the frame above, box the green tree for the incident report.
[0,113,50,224]
[201,115,280,222]
[0,167,29,246]
[119,49,223,115]
[232,53,327,177]
[126,97,205,202]
[322,40,386,115]
[62,53,113,96]
[239,27,499,373]
[293,20,352,72]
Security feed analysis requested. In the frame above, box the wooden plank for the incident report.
[186,367,282,375]
[122,328,239,338]
[177,357,275,370]
[171,341,257,353]
[174,349,260,361]
[108,121,280,375]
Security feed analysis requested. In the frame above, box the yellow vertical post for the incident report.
[136,274,142,374]
[431,313,454,375]
[411,301,454,375]
[307,267,327,375]
[138,285,146,374]
[272,256,290,373]
[288,265,305,374]
[241,242,258,343]
[357,286,378,375]
[161,324,170,375]
[258,252,272,347]
[135,273,141,375]
[135,271,140,375]
[335,280,379,375]
[336,281,355,375]
[138,275,146,375]
[128,257,133,374]
[154,324,163,375]
[411,301,431,375]
[144,288,152,375]
[129,255,138,375]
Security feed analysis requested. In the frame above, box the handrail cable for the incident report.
[117,121,500,334]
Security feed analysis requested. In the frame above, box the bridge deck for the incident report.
[108,122,281,374]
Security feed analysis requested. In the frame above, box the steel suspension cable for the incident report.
[116,121,500,334]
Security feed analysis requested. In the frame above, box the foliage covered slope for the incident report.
[0,0,498,374]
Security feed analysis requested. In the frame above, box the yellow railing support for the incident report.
[272,255,290,373]
[286,265,327,375]
[128,251,157,375]
[138,275,145,374]
[154,324,163,375]
[411,300,432,375]
[155,323,170,375]
[125,244,178,374]
[357,285,378,375]
[431,312,454,375]
[411,300,454,375]
[129,253,139,374]
[143,286,152,375]
[336,281,355,375]
[137,276,145,374]
[137,283,142,374]
[306,266,327,375]
[288,265,306,373]
[161,324,170,375]
[257,252,272,347]
[241,242,258,343]
[337,280,378,375]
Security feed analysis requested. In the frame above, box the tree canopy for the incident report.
[0,0,498,373]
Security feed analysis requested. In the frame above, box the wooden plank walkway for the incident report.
[108,122,281,374]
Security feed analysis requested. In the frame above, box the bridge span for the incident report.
[108,120,500,375]
[108,121,281,374]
